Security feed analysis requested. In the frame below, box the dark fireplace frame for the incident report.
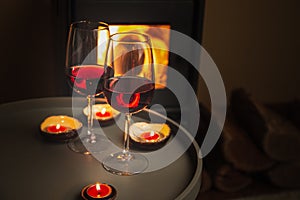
[69,0,205,110]
[50,0,206,120]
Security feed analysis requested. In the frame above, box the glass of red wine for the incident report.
[65,21,110,154]
[102,32,155,175]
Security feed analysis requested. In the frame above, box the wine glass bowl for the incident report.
[65,21,110,153]
[104,32,155,114]
[67,65,105,97]
[66,21,110,97]
[104,76,155,114]
[102,32,155,175]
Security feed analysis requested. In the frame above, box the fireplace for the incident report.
[68,0,205,115]
[100,24,171,90]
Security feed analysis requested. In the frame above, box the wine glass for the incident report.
[102,32,155,175]
[65,21,110,154]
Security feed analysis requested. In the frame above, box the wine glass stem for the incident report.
[123,113,132,156]
[87,95,96,143]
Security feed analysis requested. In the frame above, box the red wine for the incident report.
[104,76,155,113]
[67,65,113,96]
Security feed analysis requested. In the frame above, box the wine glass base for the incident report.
[67,135,108,155]
[102,152,148,176]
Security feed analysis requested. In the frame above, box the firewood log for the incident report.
[204,125,253,192]
[231,89,300,161]
[267,162,300,188]
[269,99,300,130]
[222,114,275,172]
[205,146,253,193]
[214,164,253,193]
[196,103,252,192]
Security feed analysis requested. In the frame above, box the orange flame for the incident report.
[98,25,170,89]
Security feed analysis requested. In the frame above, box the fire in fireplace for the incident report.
[68,0,205,111]
[106,24,170,89]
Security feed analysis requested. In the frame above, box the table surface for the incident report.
[0,97,202,200]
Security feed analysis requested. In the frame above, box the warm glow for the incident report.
[141,131,160,141]
[97,25,170,88]
[97,27,109,65]
[46,123,67,133]
[109,25,170,89]
[96,183,101,192]
[95,105,113,119]
[100,107,106,115]
[150,131,155,137]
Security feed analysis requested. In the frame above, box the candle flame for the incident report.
[150,131,155,136]
[96,183,101,192]
[100,108,107,115]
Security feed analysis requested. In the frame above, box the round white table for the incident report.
[0,97,201,200]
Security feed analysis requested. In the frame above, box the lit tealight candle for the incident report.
[129,123,171,150]
[87,183,111,198]
[83,104,120,123]
[81,182,116,200]
[46,124,67,133]
[96,107,112,119]
[140,131,160,142]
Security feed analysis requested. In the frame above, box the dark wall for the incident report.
[199,0,300,105]
[0,0,69,103]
